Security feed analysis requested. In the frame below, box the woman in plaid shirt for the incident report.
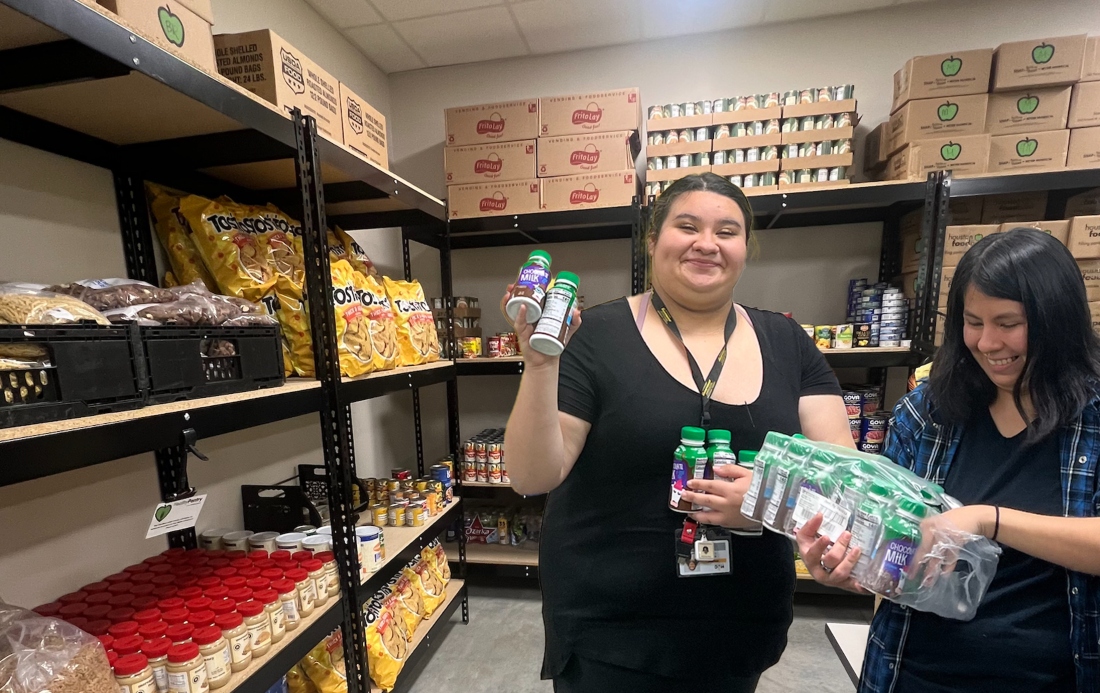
[797,228,1100,693]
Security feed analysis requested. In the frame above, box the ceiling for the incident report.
[303,0,935,74]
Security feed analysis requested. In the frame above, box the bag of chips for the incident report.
[146,184,217,291]
[360,274,399,372]
[334,226,378,278]
[382,277,440,366]
[298,633,346,693]
[331,260,376,378]
[286,665,319,693]
[258,205,306,287]
[180,195,276,302]
[423,540,451,586]
[403,557,446,617]
[364,588,408,691]
[275,274,315,378]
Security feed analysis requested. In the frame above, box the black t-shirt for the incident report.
[540,298,842,681]
[897,406,1075,693]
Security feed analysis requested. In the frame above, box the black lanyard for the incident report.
[650,291,737,428]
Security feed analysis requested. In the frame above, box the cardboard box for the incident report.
[981,191,1048,223]
[444,140,536,185]
[100,0,215,72]
[1089,301,1100,335]
[885,94,988,156]
[943,225,1002,267]
[1066,188,1100,216]
[864,121,889,173]
[1084,36,1100,82]
[338,83,387,167]
[1069,215,1100,259]
[1069,81,1100,129]
[901,271,918,300]
[540,170,638,212]
[986,86,1071,135]
[998,219,1070,244]
[886,134,990,181]
[988,129,1069,173]
[892,49,993,113]
[537,131,636,178]
[1069,127,1100,168]
[992,35,1087,91]
[949,197,985,225]
[937,265,958,308]
[444,99,539,147]
[539,88,640,137]
[1080,260,1100,300]
[900,221,923,274]
[214,30,340,140]
[447,179,541,219]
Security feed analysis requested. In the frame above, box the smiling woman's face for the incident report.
[649,190,748,308]
[962,285,1029,394]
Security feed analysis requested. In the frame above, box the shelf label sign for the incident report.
[146,495,207,538]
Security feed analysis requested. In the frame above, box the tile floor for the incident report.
[405,581,874,693]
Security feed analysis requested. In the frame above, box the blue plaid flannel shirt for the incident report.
[859,384,1100,693]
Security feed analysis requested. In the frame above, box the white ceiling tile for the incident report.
[370,0,503,22]
[344,24,427,73]
[394,7,528,67]
[303,0,384,28]
[511,0,642,54]
[640,0,766,40]
[762,0,895,23]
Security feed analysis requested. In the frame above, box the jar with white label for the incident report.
[272,578,300,631]
[166,642,209,693]
[236,600,272,657]
[219,531,253,552]
[214,612,251,672]
[253,588,285,644]
[114,653,158,693]
[192,626,231,690]
[356,526,383,576]
[316,551,340,597]
[275,532,306,551]
[285,568,316,617]
[199,528,235,551]
[301,559,328,607]
[300,534,332,555]
[141,638,171,693]
[247,531,279,553]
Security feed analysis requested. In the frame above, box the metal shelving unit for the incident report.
[0,2,465,692]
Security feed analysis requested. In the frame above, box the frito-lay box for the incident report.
[992,35,1087,91]
[98,0,215,72]
[892,49,993,113]
[1069,81,1100,129]
[447,179,541,219]
[445,99,539,147]
[539,89,640,137]
[1079,260,1100,301]
[214,30,340,141]
[1069,127,1100,169]
[444,140,536,186]
[885,94,989,156]
[886,134,990,180]
[943,225,1002,268]
[540,171,637,212]
[987,129,1069,173]
[985,86,1071,135]
[998,220,1070,245]
[1069,215,1100,259]
[537,131,636,177]
[981,191,1048,224]
[339,82,388,167]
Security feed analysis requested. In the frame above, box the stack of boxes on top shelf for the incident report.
[443,90,641,219]
[866,34,1100,181]
[644,87,858,197]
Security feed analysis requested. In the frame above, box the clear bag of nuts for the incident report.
[0,600,117,693]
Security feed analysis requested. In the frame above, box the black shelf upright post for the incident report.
[292,110,368,693]
[631,197,647,295]
[402,231,426,477]
[913,171,951,354]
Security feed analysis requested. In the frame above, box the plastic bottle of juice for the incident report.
[691,430,736,511]
[530,272,579,356]
[669,427,706,512]
[785,448,843,537]
[860,497,928,597]
[849,482,894,575]
[742,432,797,522]
[762,438,814,531]
[505,250,552,323]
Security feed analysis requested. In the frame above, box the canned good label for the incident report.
[800,116,815,131]
[728,175,742,186]
[683,102,695,116]
[680,128,694,142]
[764,119,780,135]
[800,89,815,104]
[760,145,778,160]
[679,154,692,168]
[712,98,727,112]
[742,174,757,188]
[751,121,764,136]
[669,103,681,117]
[765,92,780,108]
[700,100,712,114]
[649,106,663,119]
[694,127,709,141]
[696,152,710,166]
[715,124,730,139]
[734,149,746,163]
[667,156,678,169]
[759,172,776,186]
[713,151,727,165]
[666,130,679,144]
[798,169,813,183]
[816,87,832,102]
[746,147,759,162]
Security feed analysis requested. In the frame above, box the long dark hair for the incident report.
[648,173,755,244]
[930,228,1100,441]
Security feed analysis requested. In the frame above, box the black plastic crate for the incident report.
[0,324,145,429]
[140,325,284,404]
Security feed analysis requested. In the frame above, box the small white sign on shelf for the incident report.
[146,495,207,539]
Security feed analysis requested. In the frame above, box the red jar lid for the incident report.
[112,653,149,676]
[236,600,263,617]
[275,561,298,572]
[212,567,235,580]
[253,559,277,570]
[82,581,111,594]
[130,573,157,585]
[247,550,269,561]
[253,589,278,605]
[58,603,87,618]
[225,550,247,560]
[177,587,203,600]
[104,572,131,583]
[58,591,88,605]
[83,619,111,636]
[227,588,253,603]
[315,551,335,563]
[123,563,150,575]
[131,596,159,611]
[285,568,308,583]
[133,609,161,625]
[165,554,188,566]
[215,612,243,630]
[237,567,261,579]
[191,567,214,578]
[245,578,271,592]
[143,555,169,565]
[269,550,291,562]
[161,608,189,625]
[188,610,215,628]
[301,559,323,572]
[151,575,176,587]
[139,621,167,640]
[86,592,113,605]
[129,583,156,596]
[108,594,135,608]
[152,586,178,600]
[65,616,89,629]
[271,579,295,595]
[206,550,227,560]
[291,551,312,563]
[108,620,140,638]
[205,586,229,601]
[207,558,230,569]
[162,548,187,558]
[148,563,174,575]
[165,623,195,644]
[209,598,236,616]
[196,577,221,590]
[167,642,200,663]
[186,556,209,567]
[158,597,185,611]
[32,602,63,617]
[142,637,171,659]
[173,566,194,578]
[85,604,113,620]
[191,625,222,646]
[107,650,119,667]
[112,634,144,655]
[184,597,211,612]
[223,577,247,590]
[260,569,283,582]
[98,633,115,650]
[176,576,199,588]
[107,582,134,595]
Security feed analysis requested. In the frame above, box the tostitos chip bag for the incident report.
[286,665,319,693]
[275,273,315,377]
[334,226,378,278]
[403,558,445,617]
[361,274,398,372]
[331,259,376,378]
[258,205,306,287]
[383,277,440,366]
[181,195,275,302]
[422,540,451,585]
[364,589,408,691]
[387,572,425,637]
[147,184,216,291]
[299,634,346,693]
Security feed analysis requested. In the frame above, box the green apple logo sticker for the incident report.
[1016,138,1038,157]
[1017,94,1039,114]
[941,142,962,161]
[941,56,962,77]
[159,5,185,47]
[154,504,172,522]
[938,101,958,121]
[1032,42,1054,64]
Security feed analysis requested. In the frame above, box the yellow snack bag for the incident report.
[258,205,306,286]
[382,277,440,366]
[388,573,425,636]
[180,194,276,302]
[403,558,445,617]
[146,184,216,291]
[331,260,376,378]
[364,589,408,691]
[163,271,178,288]
[361,274,399,372]
[300,634,346,693]
[275,273,315,377]
[422,540,451,586]
[287,665,319,693]
[334,226,378,277]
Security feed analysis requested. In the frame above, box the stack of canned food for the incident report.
[647,125,712,147]
[646,151,711,171]
[461,428,509,484]
[457,332,520,359]
[779,166,848,186]
[645,85,854,122]
[359,463,454,529]
[846,279,911,348]
[842,386,888,454]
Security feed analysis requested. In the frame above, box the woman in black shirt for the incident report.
[504,173,855,692]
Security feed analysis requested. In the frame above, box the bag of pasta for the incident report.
[146,183,217,291]
[387,572,425,636]
[299,633,346,693]
[382,277,440,366]
[360,274,398,372]
[334,227,378,278]
[275,274,315,377]
[403,557,446,617]
[0,284,109,325]
[331,260,376,378]
[181,195,275,302]
[364,588,408,691]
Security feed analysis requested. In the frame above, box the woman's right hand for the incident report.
[795,513,869,594]
[501,284,582,369]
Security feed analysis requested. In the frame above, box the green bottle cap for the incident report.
[681,426,706,444]
[898,498,929,518]
[867,483,891,499]
[738,450,758,464]
[528,250,552,265]
[793,433,807,439]
[707,429,732,444]
[554,271,580,290]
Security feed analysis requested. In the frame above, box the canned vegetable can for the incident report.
[667,156,678,169]
[781,118,798,133]
[649,131,664,146]
[698,100,711,115]
[680,128,694,142]
[815,167,830,182]
[798,169,813,183]
[760,145,778,160]
[712,150,727,165]
[669,103,680,118]
[759,172,777,186]
[712,98,727,113]
[831,166,847,181]
[715,124,730,140]
[742,173,758,188]
[783,90,799,106]
[764,92,780,108]
[836,84,855,100]
[679,154,692,168]
[694,127,709,141]
[816,87,832,102]
[751,121,765,136]
[648,105,663,120]
[835,112,853,128]
[780,170,795,185]
[696,152,710,166]
[647,158,660,170]
[734,96,749,111]
[733,149,746,163]
[683,102,696,117]
[764,119,780,135]
[815,114,834,130]
[798,142,812,158]
[800,88,815,104]
[836,139,852,154]
[728,175,742,187]
[732,122,747,137]
[800,116,815,131]
[785,143,800,158]
[746,147,760,162]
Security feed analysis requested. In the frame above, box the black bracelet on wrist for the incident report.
[991,505,1000,542]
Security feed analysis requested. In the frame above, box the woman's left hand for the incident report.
[925,505,995,540]
[681,465,757,529]
[910,505,996,585]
